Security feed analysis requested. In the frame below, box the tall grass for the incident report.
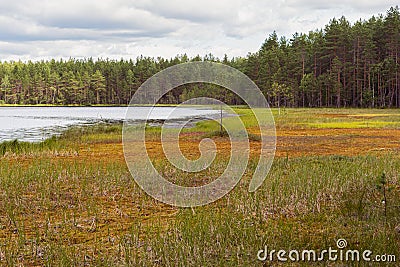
[0,123,122,156]
[0,153,398,265]
[0,109,399,265]
[0,136,65,156]
[133,154,399,266]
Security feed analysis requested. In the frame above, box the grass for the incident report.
[0,108,399,266]
[270,108,400,129]
[0,136,70,156]
[306,121,400,128]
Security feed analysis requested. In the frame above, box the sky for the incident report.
[0,0,398,61]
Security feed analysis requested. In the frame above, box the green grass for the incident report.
[126,154,399,266]
[64,123,123,143]
[0,124,122,156]
[0,151,399,266]
[0,108,399,266]
[306,121,400,128]
[0,136,69,156]
[196,107,400,131]
[269,108,400,129]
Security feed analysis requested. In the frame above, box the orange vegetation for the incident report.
[76,128,400,161]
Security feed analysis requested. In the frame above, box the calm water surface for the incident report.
[0,106,220,142]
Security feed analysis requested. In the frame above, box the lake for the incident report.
[0,106,221,142]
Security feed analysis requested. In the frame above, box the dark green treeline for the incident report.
[0,7,399,107]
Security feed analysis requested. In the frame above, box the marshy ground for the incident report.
[0,108,399,266]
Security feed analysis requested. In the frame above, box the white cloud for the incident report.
[0,0,397,61]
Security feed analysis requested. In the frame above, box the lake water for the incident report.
[0,106,221,142]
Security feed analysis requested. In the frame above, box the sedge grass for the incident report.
[0,108,398,266]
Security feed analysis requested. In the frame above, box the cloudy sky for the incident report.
[0,0,397,61]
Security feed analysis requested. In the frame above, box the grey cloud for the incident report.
[34,5,180,32]
[0,0,182,42]
[0,16,175,42]
[0,0,397,61]
[132,0,242,23]
[286,0,398,12]
[0,42,30,56]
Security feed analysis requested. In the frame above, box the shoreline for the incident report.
[0,106,233,143]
